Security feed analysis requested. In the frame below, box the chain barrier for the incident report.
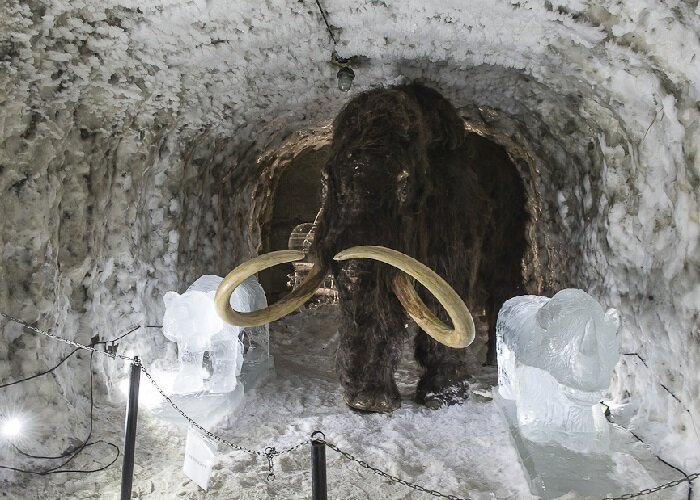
[320,438,469,499]
[0,312,307,479]
[604,473,700,499]
[140,362,313,481]
[0,312,139,363]
[264,447,277,481]
[622,352,700,449]
[2,311,699,498]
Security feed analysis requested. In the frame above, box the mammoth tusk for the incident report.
[215,250,326,327]
[333,246,475,348]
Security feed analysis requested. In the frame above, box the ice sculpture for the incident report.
[162,275,268,395]
[229,275,270,366]
[496,288,620,452]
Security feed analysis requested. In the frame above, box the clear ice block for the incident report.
[162,274,268,395]
[496,288,620,452]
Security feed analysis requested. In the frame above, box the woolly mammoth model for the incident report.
[217,84,519,412]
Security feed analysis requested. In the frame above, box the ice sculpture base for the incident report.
[151,385,245,431]
[151,356,275,430]
[495,394,688,499]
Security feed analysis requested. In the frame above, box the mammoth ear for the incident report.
[163,291,180,308]
[605,308,621,330]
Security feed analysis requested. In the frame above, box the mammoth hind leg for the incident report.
[335,260,404,413]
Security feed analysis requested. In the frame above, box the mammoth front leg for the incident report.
[412,266,472,408]
[335,260,405,413]
[414,332,471,408]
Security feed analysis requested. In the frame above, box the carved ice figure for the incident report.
[496,289,620,452]
[229,275,270,365]
[162,275,267,395]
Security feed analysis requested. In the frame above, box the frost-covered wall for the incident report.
[1,0,698,471]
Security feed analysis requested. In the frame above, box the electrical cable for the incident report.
[601,402,693,500]
[100,324,162,345]
[314,0,337,45]
[0,442,120,475]
[626,429,692,500]
[0,350,120,475]
[622,352,700,445]
[100,324,141,345]
[0,322,160,475]
[0,347,81,389]
[0,324,161,389]
[12,350,97,466]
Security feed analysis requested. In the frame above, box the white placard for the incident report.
[183,426,217,490]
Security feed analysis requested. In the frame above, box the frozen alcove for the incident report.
[0,1,698,498]
[255,130,330,303]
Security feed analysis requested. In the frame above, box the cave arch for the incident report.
[252,129,332,303]
[249,90,536,369]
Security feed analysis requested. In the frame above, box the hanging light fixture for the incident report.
[336,66,355,91]
[315,1,358,92]
[333,52,355,92]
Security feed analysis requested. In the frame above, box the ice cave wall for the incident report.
[0,0,698,469]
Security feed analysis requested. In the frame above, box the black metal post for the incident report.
[311,431,327,500]
[121,356,141,500]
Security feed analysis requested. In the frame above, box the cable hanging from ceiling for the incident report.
[314,0,337,46]
[312,0,355,91]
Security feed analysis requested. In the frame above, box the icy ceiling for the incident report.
[0,0,699,472]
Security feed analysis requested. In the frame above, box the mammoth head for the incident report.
[536,289,620,391]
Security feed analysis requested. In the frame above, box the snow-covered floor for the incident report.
[2,305,690,499]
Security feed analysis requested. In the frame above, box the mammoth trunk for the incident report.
[312,84,529,411]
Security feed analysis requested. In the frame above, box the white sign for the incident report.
[183,427,218,490]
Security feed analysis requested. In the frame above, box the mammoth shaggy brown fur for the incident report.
[311,83,527,412]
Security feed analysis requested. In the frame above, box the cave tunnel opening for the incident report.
[461,132,529,365]
[257,139,331,304]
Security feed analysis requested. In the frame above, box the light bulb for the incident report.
[2,417,22,439]
[337,66,355,92]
